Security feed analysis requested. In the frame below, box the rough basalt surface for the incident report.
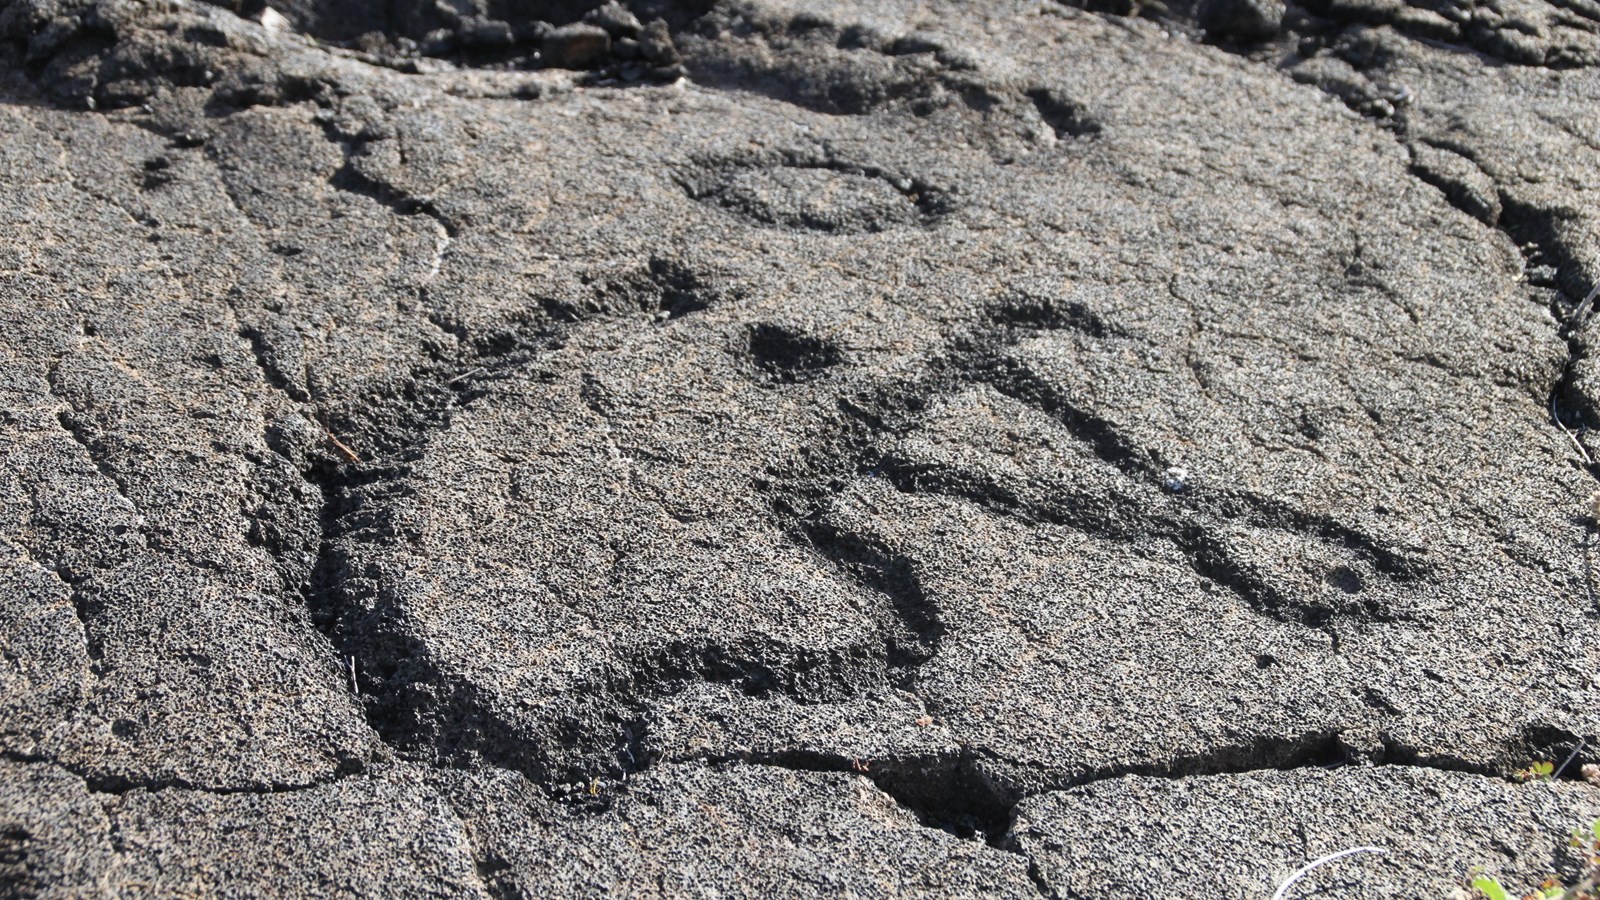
[1,0,1598,896]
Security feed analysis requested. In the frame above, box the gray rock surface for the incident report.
[446,762,1038,897]
[1015,766,1600,898]
[2,759,487,897]
[1,0,1598,896]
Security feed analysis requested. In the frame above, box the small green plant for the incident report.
[1516,760,1557,783]
[1465,819,1600,900]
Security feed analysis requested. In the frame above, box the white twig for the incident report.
[1552,285,1600,467]
[1580,283,1600,323]
[1553,738,1588,781]
[1271,846,1387,900]
[347,656,359,696]
[1552,398,1595,466]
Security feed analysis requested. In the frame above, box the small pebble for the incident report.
[1163,466,1189,493]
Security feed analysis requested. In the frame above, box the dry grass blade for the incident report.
[1271,846,1387,900]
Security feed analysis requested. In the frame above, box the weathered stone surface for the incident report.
[0,761,115,899]
[1013,767,1600,898]
[0,760,489,897]
[106,768,486,898]
[445,762,1037,897]
[1,0,1598,894]
[1199,0,1284,40]
[544,22,611,68]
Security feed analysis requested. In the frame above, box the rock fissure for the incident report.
[1109,0,1600,494]
[684,748,1017,844]
[6,0,1600,894]
[1493,195,1600,453]
[663,727,1555,857]
[0,750,362,797]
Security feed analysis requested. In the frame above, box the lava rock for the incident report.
[458,17,513,48]
[1015,768,1600,898]
[542,22,610,68]
[583,1,641,38]
[1198,0,1285,40]
[2,0,1599,894]
[637,17,678,64]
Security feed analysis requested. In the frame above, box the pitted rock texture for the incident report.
[1014,767,1600,898]
[1,0,1598,896]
